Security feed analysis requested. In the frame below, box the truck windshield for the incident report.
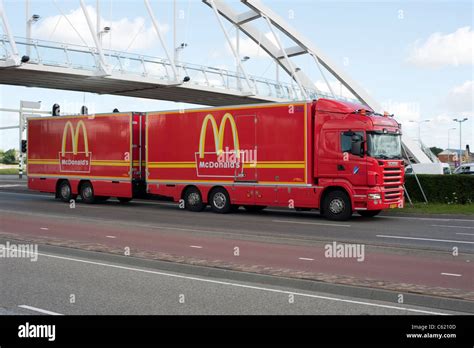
[367,133,402,159]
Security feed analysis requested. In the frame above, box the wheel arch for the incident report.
[181,185,199,199]
[319,185,353,214]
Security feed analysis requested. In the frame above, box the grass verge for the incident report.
[390,203,474,215]
[0,168,20,175]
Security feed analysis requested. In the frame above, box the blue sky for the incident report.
[1,0,473,151]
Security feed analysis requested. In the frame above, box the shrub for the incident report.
[1,149,17,164]
[405,174,474,204]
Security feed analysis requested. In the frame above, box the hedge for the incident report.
[404,174,474,204]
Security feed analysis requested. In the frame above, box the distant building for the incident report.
[438,146,473,166]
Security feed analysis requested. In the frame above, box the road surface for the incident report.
[0,243,467,315]
[0,176,473,314]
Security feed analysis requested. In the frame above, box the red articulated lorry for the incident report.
[27,99,405,220]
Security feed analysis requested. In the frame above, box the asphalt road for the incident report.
[0,176,473,314]
[0,243,466,315]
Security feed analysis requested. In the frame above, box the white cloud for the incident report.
[380,102,472,149]
[407,26,474,68]
[381,100,421,125]
[33,6,168,52]
[446,80,474,113]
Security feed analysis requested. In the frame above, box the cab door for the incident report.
[337,130,367,187]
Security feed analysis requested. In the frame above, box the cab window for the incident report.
[340,131,364,153]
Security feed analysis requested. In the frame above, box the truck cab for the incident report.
[314,99,404,219]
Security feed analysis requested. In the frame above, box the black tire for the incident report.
[322,190,352,221]
[243,205,266,213]
[58,180,75,203]
[117,197,132,203]
[209,187,232,214]
[358,210,381,218]
[80,181,96,204]
[183,187,205,212]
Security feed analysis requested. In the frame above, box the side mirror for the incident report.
[350,136,364,157]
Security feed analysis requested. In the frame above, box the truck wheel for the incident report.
[358,210,381,218]
[183,187,205,212]
[209,187,231,214]
[243,205,266,213]
[117,197,132,203]
[58,180,75,203]
[80,182,96,204]
[323,190,352,221]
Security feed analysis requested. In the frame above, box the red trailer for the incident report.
[27,112,146,203]
[28,99,405,220]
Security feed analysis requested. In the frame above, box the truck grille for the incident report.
[382,166,403,203]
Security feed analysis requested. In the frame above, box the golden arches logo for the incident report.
[199,113,240,158]
[61,120,89,157]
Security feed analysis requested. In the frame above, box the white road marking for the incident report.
[379,216,474,223]
[441,273,462,277]
[376,235,474,245]
[432,225,474,230]
[40,227,49,230]
[189,245,203,249]
[13,249,451,315]
[273,219,351,228]
[106,236,116,239]
[298,257,314,261]
[0,184,23,188]
[18,305,63,316]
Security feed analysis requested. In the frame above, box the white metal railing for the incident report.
[1,36,360,103]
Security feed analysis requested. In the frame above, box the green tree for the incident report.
[2,149,17,164]
[430,147,443,156]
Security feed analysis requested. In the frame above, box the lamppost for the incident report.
[241,56,250,63]
[26,14,40,57]
[174,43,187,79]
[453,117,468,165]
[409,119,430,144]
[175,43,187,64]
[237,56,250,91]
[98,26,110,46]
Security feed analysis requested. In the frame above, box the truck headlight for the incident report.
[368,193,381,200]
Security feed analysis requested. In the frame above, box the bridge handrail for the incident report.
[1,35,358,103]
